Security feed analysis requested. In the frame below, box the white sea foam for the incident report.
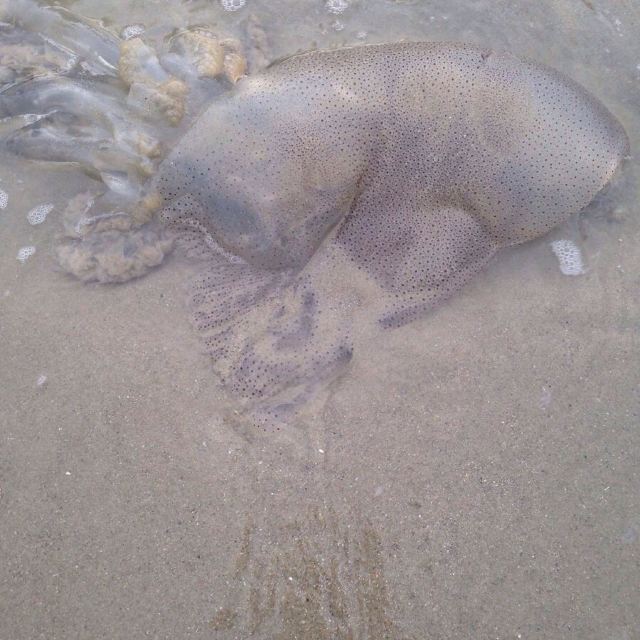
[121,24,145,40]
[221,0,246,11]
[17,246,36,263]
[27,203,54,225]
[550,239,586,276]
[326,0,349,14]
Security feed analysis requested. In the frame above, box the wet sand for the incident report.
[1,0,639,638]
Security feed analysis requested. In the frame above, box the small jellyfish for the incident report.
[119,37,188,125]
[26,203,54,226]
[172,31,225,79]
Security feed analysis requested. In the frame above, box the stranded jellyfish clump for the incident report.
[0,0,247,283]
[0,3,628,428]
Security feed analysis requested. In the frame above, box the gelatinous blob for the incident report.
[156,42,628,426]
[0,69,163,183]
[56,227,172,283]
[2,0,120,77]
[167,31,248,86]
[1,4,245,285]
[0,189,7,209]
[222,45,247,84]
[118,37,189,125]
[171,31,225,79]
[1,4,248,192]
[55,192,173,284]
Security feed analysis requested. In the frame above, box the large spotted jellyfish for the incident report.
[153,43,628,425]
[0,5,629,427]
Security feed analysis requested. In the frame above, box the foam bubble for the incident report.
[221,0,246,11]
[0,189,7,209]
[27,203,54,225]
[17,246,36,263]
[121,24,145,40]
[550,239,586,276]
[326,0,349,14]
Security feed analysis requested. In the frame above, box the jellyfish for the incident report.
[153,42,628,426]
[1,5,629,429]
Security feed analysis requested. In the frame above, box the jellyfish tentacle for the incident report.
[160,194,353,430]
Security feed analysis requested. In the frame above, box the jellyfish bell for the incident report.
[461,49,630,245]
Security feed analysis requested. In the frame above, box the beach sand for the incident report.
[1,1,639,637]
